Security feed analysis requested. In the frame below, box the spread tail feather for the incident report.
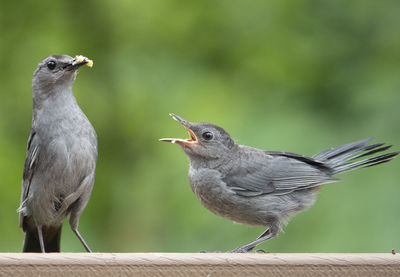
[313,137,399,175]
[23,226,62,253]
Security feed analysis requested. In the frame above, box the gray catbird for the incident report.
[160,113,399,252]
[18,55,97,253]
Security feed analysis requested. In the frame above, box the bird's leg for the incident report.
[231,228,277,253]
[199,234,273,253]
[36,225,45,253]
[68,190,92,252]
[72,228,92,252]
[256,228,271,240]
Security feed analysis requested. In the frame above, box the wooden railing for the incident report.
[0,253,399,276]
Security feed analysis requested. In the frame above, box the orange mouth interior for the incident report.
[159,114,198,145]
[184,127,197,143]
[159,124,198,145]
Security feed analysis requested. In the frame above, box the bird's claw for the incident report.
[230,247,268,253]
[230,247,252,253]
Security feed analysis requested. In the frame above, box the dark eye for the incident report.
[47,60,57,70]
[202,131,213,140]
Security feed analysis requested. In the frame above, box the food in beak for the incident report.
[72,55,93,68]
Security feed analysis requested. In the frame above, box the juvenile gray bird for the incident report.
[160,114,399,252]
[18,55,97,253]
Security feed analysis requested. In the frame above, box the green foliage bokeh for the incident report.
[0,0,399,252]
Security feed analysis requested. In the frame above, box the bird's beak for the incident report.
[159,113,198,145]
[66,55,93,70]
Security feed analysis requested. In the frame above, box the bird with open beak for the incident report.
[160,113,398,252]
[18,55,97,253]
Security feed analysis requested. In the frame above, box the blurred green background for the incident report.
[0,0,399,253]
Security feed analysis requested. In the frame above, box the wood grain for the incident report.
[0,253,398,276]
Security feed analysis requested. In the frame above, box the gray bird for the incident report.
[160,113,399,252]
[18,55,97,253]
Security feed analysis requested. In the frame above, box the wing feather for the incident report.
[223,150,337,197]
[19,130,39,228]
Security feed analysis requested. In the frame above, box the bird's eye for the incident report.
[47,61,57,70]
[202,131,213,140]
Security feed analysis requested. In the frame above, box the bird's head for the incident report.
[160,114,237,161]
[32,55,93,94]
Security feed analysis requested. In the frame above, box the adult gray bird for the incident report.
[18,55,97,253]
[160,114,398,252]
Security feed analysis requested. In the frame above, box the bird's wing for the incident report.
[223,151,338,197]
[19,130,39,228]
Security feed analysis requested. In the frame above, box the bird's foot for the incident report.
[230,247,268,253]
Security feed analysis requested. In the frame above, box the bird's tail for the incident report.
[313,137,399,175]
[23,226,62,253]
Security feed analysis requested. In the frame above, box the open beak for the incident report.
[159,114,198,145]
[66,55,93,70]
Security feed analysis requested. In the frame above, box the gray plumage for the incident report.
[160,114,398,252]
[18,55,97,252]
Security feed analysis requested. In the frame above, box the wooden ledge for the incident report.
[0,253,399,276]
